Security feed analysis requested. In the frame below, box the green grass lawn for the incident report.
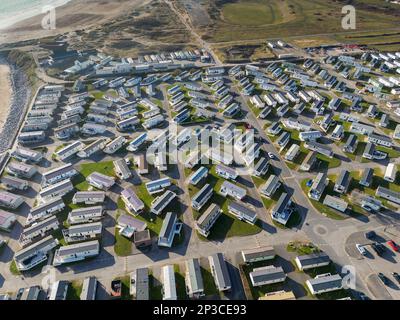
[222,0,281,26]
[117,196,163,236]
[300,179,347,220]
[66,280,83,300]
[191,165,262,241]
[114,213,132,257]
[74,161,115,190]
[287,241,320,255]
[174,265,188,300]
[149,274,163,300]
[9,260,21,276]
[316,154,341,169]
[201,267,219,296]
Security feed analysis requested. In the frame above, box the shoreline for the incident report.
[0,61,12,135]
[0,0,147,45]
[0,0,72,31]
[0,56,31,153]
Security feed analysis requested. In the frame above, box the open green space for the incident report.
[188,165,261,240]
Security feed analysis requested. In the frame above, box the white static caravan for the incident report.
[103,136,127,154]
[384,163,397,183]
[161,265,177,300]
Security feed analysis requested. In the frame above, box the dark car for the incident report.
[365,231,376,240]
[378,273,388,285]
[392,272,400,284]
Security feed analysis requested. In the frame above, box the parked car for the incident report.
[387,240,399,252]
[365,231,376,240]
[110,279,122,298]
[268,152,275,159]
[356,244,367,256]
[392,272,400,284]
[378,273,388,285]
[306,179,313,188]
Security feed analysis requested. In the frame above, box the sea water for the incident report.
[0,0,71,30]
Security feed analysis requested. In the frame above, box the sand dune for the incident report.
[0,0,149,44]
[0,64,12,133]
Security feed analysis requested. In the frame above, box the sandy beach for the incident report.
[0,0,146,45]
[0,64,12,133]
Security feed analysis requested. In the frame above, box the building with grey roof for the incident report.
[241,246,276,264]
[14,235,58,271]
[360,168,374,187]
[53,240,100,266]
[49,281,69,300]
[185,258,205,298]
[86,172,115,190]
[67,206,103,225]
[323,195,348,213]
[1,175,28,191]
[27,197,65,225]
[376,186,400,205]
[72,191,105,205]
[260,175,281,198]
[121,188,144,215]
[11,147,43,163]
[80,276,97,300]
[42,163,77,186]
[253,157,269,177]
[134,268,149,300]
[300,151,317,172]
[151,190,176,216]
[39,179,74,201]
[117,214,147,238]
[228,201,257,224]
[343,134,358,154]
[113,159,131,180]
[295,252,331,271]
[304,141,333,158]
[250,266,286,287]
[0,210,17,232]
[192,184,213,211]
[306,274,343,295]
[334,170,351,194]
[6,161,37,179]
[0,191,24,210]
[271,193,293,226]
[209,253,231,292]
[158,212,182,248]
[308,172,327,201]
[196,203,221,237]
[219,181,247,200]
[54,141,84,161]
[215,164,238,180]
[62,222,102,243]
[19,215,59,247]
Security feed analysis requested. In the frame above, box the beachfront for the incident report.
[0,63,11,133]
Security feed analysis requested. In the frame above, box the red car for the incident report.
[387,240,399,252]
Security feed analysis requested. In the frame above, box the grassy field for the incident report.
[222,1,283,26]
[199,0,400,45]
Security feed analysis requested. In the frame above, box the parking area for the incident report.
[345,227,400,299]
